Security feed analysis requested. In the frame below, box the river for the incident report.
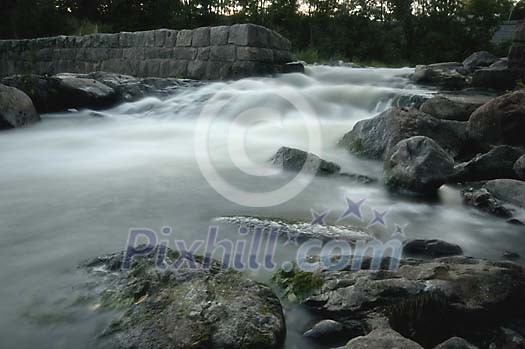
[0,65,524,348]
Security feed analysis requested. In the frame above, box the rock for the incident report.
[468,90,525,146]
[461,187,513,218]
[384,136,455,194]
[503,250,521,260]
[340,328,423,349]
[507,218,524,225]
[403,239,463,258]
[463,51,498,72]
[340,172,377,184]
[303,319,344,339]
[273,256,525,348]
[271,146,341,176]
[420,96,481,121]
[83,247,286,349]
[434,337,479,349]
[471,67,524,90]
[54,74,120,110]
[282,62,305,74]
[489,58,508,69]
[484,179,525,208]
[452,145,524,182]
[339,107,467,160]
[0,84,40,129]
[509,22,525,69]
[514,155,525,180]
[412,62,470,89]
[391,93,431,109]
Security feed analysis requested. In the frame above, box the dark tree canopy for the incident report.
[0,0,515,65]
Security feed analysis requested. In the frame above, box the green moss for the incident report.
[272,267,323,302]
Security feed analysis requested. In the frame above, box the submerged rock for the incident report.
[0,83,40,129]
[271,146,340,176]
[467,90,525,146]
[461,186,514,218]
[452,145,524,182]
[384,136,455,194]
[303,319,344,340]
[273,256,525,348]
[403,239,463,258]
[339,107,467,160]
[83,248,286,349]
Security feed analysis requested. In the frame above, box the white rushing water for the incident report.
[0,65,523,348]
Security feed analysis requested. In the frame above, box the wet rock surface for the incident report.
[419,95,482,121]
[82,247,286,349]
[0,83,40,129]
[273,256,525,348]
[271,146,341,176]
[484,179,525,208]
[339,107,467,160]
[411,62,470,89]
[403,239,463,258]
[462,186,514,218]
[514,155,525,180]
[433,337,479,349]
[384,136,455,194]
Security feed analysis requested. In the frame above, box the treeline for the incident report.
[0,0,517,64]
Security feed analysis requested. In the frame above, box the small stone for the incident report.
[303,319,344,339]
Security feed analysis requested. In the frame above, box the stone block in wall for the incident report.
[162,59,188,78]
[145,31,156,47]
[210,26,229,45]
[101,59,128,73]
[145,47,173,59]
[173,47,197,60]
[192,27,210,47]
[123,47,145,60]
[36,48,53,62]
[230,60,269,77]
[119,32,134,48]
[273,49,293,63]
[206,60,232,80]
[236,47,273,62]
[270,32,292,51]
[165,30,177,47]
[140,59,163,77]
[60,48,77,61]
[197,47,210,61]
[229,24,270,47]
[210,45,236,62]
[85,48,110,62]
[177,30,193,47]
[187,60,208,79]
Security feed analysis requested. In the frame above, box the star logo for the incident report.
[391,223,408,238]
[284,231,300,246]
[310,209,331,225]
[368,209,390,227]
[338,196,366,222]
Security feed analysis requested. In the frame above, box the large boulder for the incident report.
[462,51,498,72]
[384,136,455,194]
[273,256,525,348]
[83,248,286,349]
[411,62,470,89]
[339,329,423,349]
[403,239,463,258]
[515,154,525,180]
[484,179,525,208]
[420,96,482,121]
[452,145,524,182]
[54,74,120,110]
[340,107,467,160]
[271,146,341,176]
[467,90,525,146]
[471,67,524,90]
[0,84,40,129]
[461,186,514,218]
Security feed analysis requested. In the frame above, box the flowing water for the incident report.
[0,65,524,348]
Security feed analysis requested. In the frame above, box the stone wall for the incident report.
[0,24,294,80]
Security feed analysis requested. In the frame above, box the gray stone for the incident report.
[210,26,229,45]
[452,145,524,182]
[83,247,286,349]
[339,107,467,160]
[176,29,193,47]
[463,51,498,71]
[192,27,210,47]
[0,84,40,129]
[237,46,273,62]
[384,136,455,194]
[434,337,479,349]
[154,29,169,47]
[303,319,344,339]
[173,47,196,60]
[468,90,525,146]
[229,24,270,47]
[210,45,236,62]
[420,96,481,121]
[411,62,470,89]
[462,186,514,218]
[484,179,525,208]
[341,329,423,349]
[403,239,463,258]
[514,155,525,180]
[270,146,341,176]
[164,30,177,47]
[187,60,208,80]
[472,67,523,90]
